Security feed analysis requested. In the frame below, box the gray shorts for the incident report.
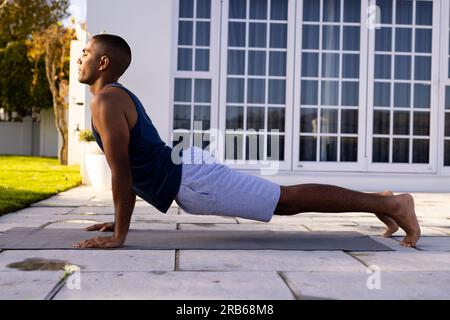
[175,147,280,222]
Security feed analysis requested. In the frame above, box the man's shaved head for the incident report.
[91,34,132,78]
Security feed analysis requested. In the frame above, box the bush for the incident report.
[78,129,95,142]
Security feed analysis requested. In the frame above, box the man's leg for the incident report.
[273,184,420,247]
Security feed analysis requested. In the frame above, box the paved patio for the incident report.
[1,186,450,300]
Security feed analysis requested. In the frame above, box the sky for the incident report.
[66,0,87,24]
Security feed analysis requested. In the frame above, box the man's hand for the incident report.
[85,222,115,232]
[73,236,124,249]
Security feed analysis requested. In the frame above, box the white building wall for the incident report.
[85,0,174,143]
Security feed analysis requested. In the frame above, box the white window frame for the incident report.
[439,0,450,176]
[216,0,295,171]
[292,0,369,172]
[169,0,222,155]
[366,0,441,173]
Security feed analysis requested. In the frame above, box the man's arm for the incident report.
[74,93,135,248]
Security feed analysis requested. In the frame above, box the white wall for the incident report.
[85,0,174,143]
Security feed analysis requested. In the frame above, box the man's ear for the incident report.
[99,55,110,71]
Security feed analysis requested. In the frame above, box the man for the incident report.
[74,34,420,249]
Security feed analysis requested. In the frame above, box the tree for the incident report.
[0,41,33,120]
[28,24,76,165]
[0,0,69,47]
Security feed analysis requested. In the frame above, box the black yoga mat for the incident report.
[0,228,392,251]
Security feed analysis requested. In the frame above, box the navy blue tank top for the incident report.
[91,82,182,213]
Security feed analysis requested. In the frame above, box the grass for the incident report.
[0,156,82,216]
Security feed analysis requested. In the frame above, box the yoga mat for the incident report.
[0,228,392,251]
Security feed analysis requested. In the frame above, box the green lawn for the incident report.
[0,156,82,216]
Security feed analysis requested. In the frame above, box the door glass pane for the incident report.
[268,108,285,132]
[249,23,267,47]
[270,0,288,20]
[412,139,429,163]
[416,1,432,25]
[342,82,359,106]
[269,80,286,104]
[376,0,393,24]
[195,49,209,71]
[373,110,390,135]
[196,21,210,46]
[414,84,430,108]
[413,111,430,136]
[247,79,266,103]
[197,0,211,18]
[344,0,361,23]
[300,108,318,133]
[180,0,194,18]
[396,0,413,24]
[393,111,410,135]
[320,109,338,133]
[179,21,193,45]
[302,25,320,49]
[323,0,341,22]
[373,138,390,162]
[414,56,431,81]
[194,105,211,130]
[320,137,338,161]
[445,141,450,166]
[300,136,317,161]
[322,26,340,50]
[248,51,266,76]
[175,79,192,102]
[194,79,211,102]
[322,53,340,78]
[341,137,358,162]
[303,0,320,21]
[342,54,359,79]
[394,55,411,80]
[374,83,391,107]
[228,50,245,75]
[321,81,339,106]
[393,138,409,163]
[178,48,193,71]
[415,29,432,53]
[343,26,360,51]
[230,0,246,19]
[247,107,265,131]
[395,28,412,52]
[270,23,288,48]
[227,78,245,103]
[267,135,285,161]
[270,51,287,76]
[226,106,244,130]
[301,81,318,105]
[375,28,392,52]
[394,83,411,108]
[250,0,267,19]
[302,53,319,77]
[375,55,391,79]
[174,105,191,130]
[246,134,264,160]
[229,22,246,47]
[225,134,244,160]
[341,109,358,134]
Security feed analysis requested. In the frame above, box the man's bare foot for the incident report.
[388,194,421,247]
[375,191,400,237]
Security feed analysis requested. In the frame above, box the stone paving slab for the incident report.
[406,237,450,251]
[0,250,175,272]
[53,271,294,300]
[0,271,62,300]
[349,252,450,271]
[368,236,418,252]
[282,271,450,300]
[179,250,366,272]
[134,214,237,224]
[179,223,309,231]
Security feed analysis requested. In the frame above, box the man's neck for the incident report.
[90,78,119,95]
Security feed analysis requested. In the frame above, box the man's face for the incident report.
[77,40,100,85]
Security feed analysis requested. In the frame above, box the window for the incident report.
[298,0,361,164]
